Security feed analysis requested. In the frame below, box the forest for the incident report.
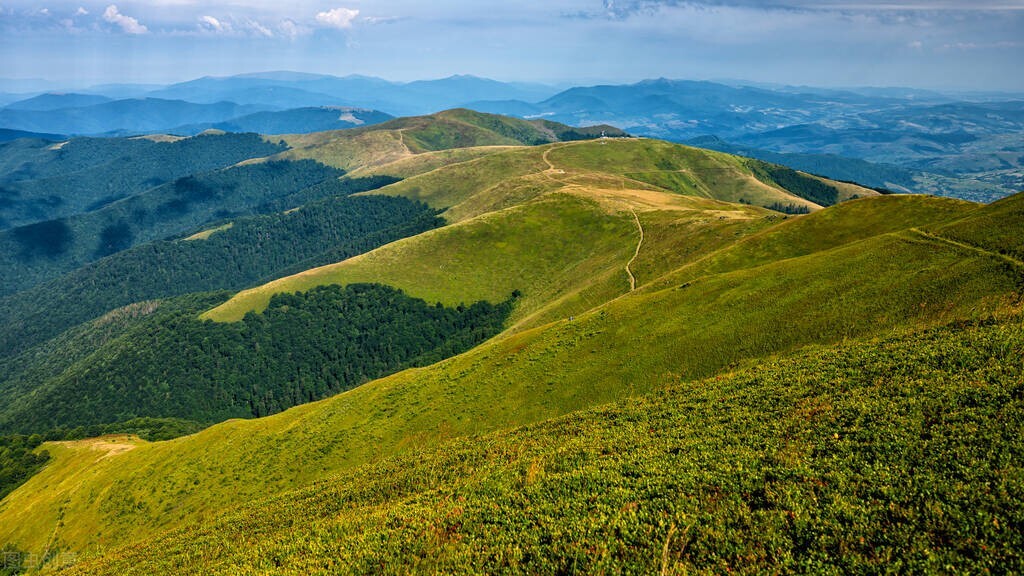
[0,133,287,230]
[749,161,841,207]
[0,284,517,434]
[0,189,435,358]
[0,159,350,294]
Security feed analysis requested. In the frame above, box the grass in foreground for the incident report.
[2,205,1017,559]
[60,313,1024,574]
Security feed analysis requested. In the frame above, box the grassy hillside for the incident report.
[647,193,977,291]
[930,191,1024,263]
[2,192,1018,560]
[275,109,627,172]
[203,188,773,326]
[205,139,883,325]
[369,139,877,224]
[58,313,1024,574]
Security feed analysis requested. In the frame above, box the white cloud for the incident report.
[315,7,359,29]
[908,39,923,48]
[198,15,230,33]
[279,18,310,38]
[942,39,1023,50]
[39,7,49,15]
[244,18,273,37]
[75,7,88,16]
[103,4,148,34]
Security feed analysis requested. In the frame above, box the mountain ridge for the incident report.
[0,108,1020,572]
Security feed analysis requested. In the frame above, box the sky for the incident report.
[1,0,1023,91]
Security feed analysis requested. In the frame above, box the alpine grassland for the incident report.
[274,109,626,172]
[56,313,1024,575]
[0,114,1020,573]
[2,189,1019,563]
[206,137,878,325]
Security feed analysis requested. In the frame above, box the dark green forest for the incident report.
[0,159,351,294]
[767,202,812,214]
[749,161,841,207]
[0,189,437,358]
[0,284,516,434]
[0,133,287,230]
[0,434,48,503]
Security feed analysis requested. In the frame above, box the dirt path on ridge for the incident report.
[626,208,644,291]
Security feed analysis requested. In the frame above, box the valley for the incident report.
[3,1,1022,571]
[0,108,1019,573]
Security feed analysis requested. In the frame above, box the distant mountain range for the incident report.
[145,72,559,116]
[0,105,1021,572]
[0,98,267,135]
[1,72,1021,198]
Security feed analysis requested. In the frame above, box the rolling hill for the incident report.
[0,159,347,295]
[206,137,878,324]
[1,189,1018,564]
[0,185,432,360]
[57,314,1024,575]
[1,140,1019,568]
[0,110,629,296]
[0,111,1020,573]
[275,109,628,172]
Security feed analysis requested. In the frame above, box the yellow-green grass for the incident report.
[367,139,872,225]
[363,145,550,221]
[271,109,569,172]
[3,197,1019,560]
[204,140,926,327]
[388,110,546,152]
[277,128,412,171]
[59,313,1024,575]
[203,182,777,326]
[648,194,980,291]
[928,191,1024,264]
[203,191,641,325]
[549,138,836,210]
[348,145,522,179]
[182,222,233,241]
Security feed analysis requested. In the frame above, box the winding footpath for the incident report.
[625,208,644,291]
[542,141,645,292]
[909,228,1024,269]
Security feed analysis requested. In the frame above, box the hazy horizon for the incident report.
[1,1,1023,93]
[4,70,1024,98]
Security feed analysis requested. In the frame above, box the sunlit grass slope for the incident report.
[62,314,1024,575]
[369,139,874,223]
[207,138,878,324]
[273,109,625,172]
[203,189,773,326]
[929,190,1024,263]
[2,193,1019,560]
[649,193,978,290]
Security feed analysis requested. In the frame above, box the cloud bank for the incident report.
[102,4,147,34]
[315,7,359,29]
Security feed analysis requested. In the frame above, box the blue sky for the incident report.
[1,0,1023,90]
